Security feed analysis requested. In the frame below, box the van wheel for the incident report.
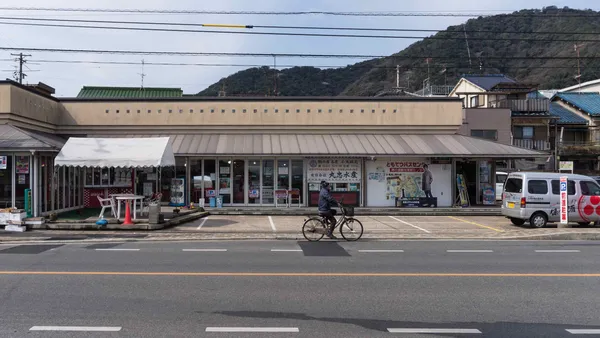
[510,218,526,226]
[529,212,548,228]
[577,222,591,227]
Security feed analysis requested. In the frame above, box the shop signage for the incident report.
[559,161,574,172]
[307,158,361,183]
[560,176,568,224]
[456,174,470,207]
[0,156,6,170]
[15,156,29,174]
[18,174,26,184]
[249,189,259,198]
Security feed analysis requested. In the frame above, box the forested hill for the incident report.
[198,7,600,96]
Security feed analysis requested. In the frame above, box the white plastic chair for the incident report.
[97,196,116,218]
[288,189,302,207]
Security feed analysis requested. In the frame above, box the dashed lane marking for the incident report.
[182,249,227,252]
[535,250,581,253]
[359,250,404,253]
[447,250,494,253]
[206,327,299,333]
[30,326,122,332]
[94,248,140,251]
[388,328,481,334]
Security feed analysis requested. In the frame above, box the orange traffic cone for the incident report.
[122,201,134,226]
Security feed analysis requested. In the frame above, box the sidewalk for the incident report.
[205,206,502,216]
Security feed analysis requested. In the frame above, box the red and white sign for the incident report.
[560,176,568,224]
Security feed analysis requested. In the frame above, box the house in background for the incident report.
[550,92,600,172]
[450,74,554,170]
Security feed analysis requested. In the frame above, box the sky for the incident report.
[0,0,597,96]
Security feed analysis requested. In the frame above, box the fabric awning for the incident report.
[54,137,176,168]
[95,134,547,158]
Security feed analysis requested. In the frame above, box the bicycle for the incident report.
[302,201,364,241]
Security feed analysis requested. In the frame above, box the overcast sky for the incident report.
[0,0,597,96]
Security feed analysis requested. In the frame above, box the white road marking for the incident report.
[535,250,581,253]
[447,250,494,253]
[30,326,122,332]
[196,217,209,230]
[567,329,600,334]
[359,250,404,253]
[206,327,299,333]
[94,249,140,251]
[389,216,431,233]
[271,249,302,252]
[388,328,481,334]
[182,249,227,252]
[268,216,277,232]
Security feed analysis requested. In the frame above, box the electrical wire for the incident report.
[0,7,597,17]
[0,16,597,35]
[1,20,599,42]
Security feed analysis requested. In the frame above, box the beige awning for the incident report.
[92,134,547,158]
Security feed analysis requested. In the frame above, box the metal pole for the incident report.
[33,154,39,217]
[11,154,15,208]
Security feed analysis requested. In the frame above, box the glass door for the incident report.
[262,160,274,204]
[218,160,231,205]
[248,160,261,205]
[232,159,245,204]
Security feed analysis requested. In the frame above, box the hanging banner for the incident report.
[0,156,6,170]
[560,176,568,224]
[457,174,470,207]
[307,158,361,183]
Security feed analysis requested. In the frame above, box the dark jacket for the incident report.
[318,187,337,212]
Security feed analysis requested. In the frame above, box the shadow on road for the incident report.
[206,310,600,337]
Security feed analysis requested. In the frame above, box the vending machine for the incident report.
[170,177,186,207]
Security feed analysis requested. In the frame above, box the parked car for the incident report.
[496,171,508,201]
[501,172,600,228]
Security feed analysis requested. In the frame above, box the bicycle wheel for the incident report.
[302,218,326,242]
[340,218,364,241]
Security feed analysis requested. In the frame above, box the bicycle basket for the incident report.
[342,206,354,216]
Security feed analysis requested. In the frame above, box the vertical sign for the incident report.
[560,176,568,224]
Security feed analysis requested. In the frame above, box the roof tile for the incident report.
[549,102,588,125]
[555,92,600,116]
[462,74,516,91]
[77,86,183,98]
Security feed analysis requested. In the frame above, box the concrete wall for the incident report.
[59,100,463,130]
[8,85,62,125]
[458,108,512,144]
[0,85,10,114]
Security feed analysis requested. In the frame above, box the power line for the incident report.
[0,16,597,35]
[2,20,600,42]
[1,47,599,60]
[0,7,598,17]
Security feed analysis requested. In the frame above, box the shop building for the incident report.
[0,81,546,216]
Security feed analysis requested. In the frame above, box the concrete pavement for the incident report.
[1,240,600,337]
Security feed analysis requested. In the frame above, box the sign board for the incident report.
[559,161,574,173]
[249,189,259,198]
[560,176,568,224]
[0,156,6,170]
[307,158,361,183]
[15,156,29,174]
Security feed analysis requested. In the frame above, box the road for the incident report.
[1,240,600,337]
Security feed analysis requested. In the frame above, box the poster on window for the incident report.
[0,156,6,170]
[15,156,29,174]
[307,158,361,183]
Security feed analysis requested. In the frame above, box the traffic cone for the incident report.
[122,201,134,225]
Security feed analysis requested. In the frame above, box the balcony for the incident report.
[490,99,550,112]
[559,141,600,156]
[512,138,551,151]
[415,85,454,97]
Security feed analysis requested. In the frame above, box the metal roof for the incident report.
[0,125,66,151]
[462,74,517,91]
[549,102,588,125]
[554,92,600,116]
[94,134,547,158]
[76,86,183,99]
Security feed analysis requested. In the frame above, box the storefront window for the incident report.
[14,155,31,209]
[307,158,361,207]
[204,160,216,200]
[291,160,304,204]
[233,160,245,204]
[189,159,202,204]
[248,160,260,204]
[0,155,12,208]
[277,159,289,190]
[160,157,187,204]
[262,160,274,204]
[218,160,231,204]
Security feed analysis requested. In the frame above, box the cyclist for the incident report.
[318,180,338,239]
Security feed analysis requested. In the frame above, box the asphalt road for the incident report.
[1,240,600,337]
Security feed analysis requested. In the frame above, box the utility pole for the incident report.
[574,43,585,91]
[463,24,472,69]
[10,53,31,84]
[272,55,277,96]
[138,59,146,90]
[395,65,400,88]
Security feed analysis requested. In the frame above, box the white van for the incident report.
[495,171,508,201]
[501,172,600,228]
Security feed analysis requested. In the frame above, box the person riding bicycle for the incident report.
[318,180,338,239]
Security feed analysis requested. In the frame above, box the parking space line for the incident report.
[447,216,504,232]
[206,327,299,333]
[535,250,580,253]
[268,216,277,232]
[30,326,122,332]
[389,216,431,233]
[196,217,209,230]
[447,250,494,253]
[94,249,140,251]
[182,249,227,252]
[567,329,600,334]
[271,249,302,252]
[388,328,481,334]
[359,250,404,253]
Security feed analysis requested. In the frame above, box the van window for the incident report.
[580,181,600,196]
[528,180,548,194]
[496,174,508,184]
[504,178,522,193]
[551,180,576,195]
